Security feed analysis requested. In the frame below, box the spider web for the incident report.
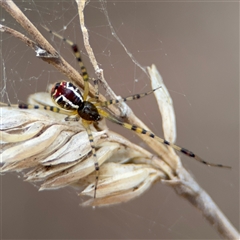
[1,1,239,239]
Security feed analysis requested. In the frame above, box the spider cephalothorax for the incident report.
[78,101,101,122]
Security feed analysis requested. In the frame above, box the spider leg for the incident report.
[82,120,99,198]
[42,25,89,101]
[98,108,231,169]
[95,87,161,107]
[5,102,77,116]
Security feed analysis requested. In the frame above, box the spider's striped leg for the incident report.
[82,120,99,198]
[1,102,78,116]
[95,87,161,107]
[98,108,231,169]
[12,102,77,115]
[42,26,90,101]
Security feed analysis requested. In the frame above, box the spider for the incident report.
[7,27,231,198]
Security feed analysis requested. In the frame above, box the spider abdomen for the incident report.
[51,81,83,110]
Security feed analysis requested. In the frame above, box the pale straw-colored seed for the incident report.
[39,142,120,190]
[80,162,164,206]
